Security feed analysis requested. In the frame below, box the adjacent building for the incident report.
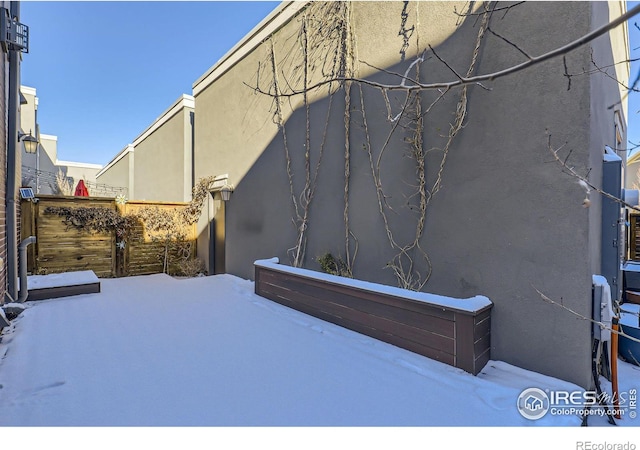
[96,94,194,202]
[626,150,640,190]
[91,1,632,388]
[188,1,630,388]
[19,85,107,196]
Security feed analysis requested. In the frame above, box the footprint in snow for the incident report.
[473,386,513,411]
[7,381,67,408]
[30,381,66,394]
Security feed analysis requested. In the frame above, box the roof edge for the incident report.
[131,94,194,147]
[192,1,308,96]
[96,144,134,178]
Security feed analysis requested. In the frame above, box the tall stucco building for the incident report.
[19,85,104,196]
[189,1,630,388]
[96,94,194,202]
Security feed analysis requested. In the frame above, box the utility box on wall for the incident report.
[601,151,623,303]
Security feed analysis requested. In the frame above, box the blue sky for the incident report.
[20,1,640,166]
[627,1,640,152]
[21,1,279,165]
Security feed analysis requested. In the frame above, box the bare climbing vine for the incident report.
[247,1,491,289]
[255,2,353,269]
[246,1,640,291]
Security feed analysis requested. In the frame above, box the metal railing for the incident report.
[21,165,128,198]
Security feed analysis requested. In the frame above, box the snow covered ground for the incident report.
[0,273,637,446]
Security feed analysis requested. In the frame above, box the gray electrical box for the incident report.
[601,153,623,304]
[593,282,604,341]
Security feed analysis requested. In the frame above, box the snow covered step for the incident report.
[19,270,101,301]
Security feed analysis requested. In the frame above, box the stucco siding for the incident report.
[421,1,593,387]
[133,108,189,202]
[19,86,36,137]
[96,151,133,198]
[192,1,627,388]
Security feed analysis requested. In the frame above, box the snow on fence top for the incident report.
[254,258,492,313]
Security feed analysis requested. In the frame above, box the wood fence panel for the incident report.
[21,196,197,278]
[24,195,117,277]
[629,214,640,261]
[120,201,197,277]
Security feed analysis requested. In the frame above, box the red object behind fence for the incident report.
[74,179,89,197]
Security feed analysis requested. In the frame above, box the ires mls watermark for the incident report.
[516,387,637,420]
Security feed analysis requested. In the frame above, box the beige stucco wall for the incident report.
[627,158,640,189]
[39,134,57,164]
[607,0,630,123]
[19,85,36,137]
[18,87,106,195]
[62,162,102,185]
[96,146,134,199]
[133,106,192,202]
[589,1,630,293]
[192,1,628,388]
[97,95,194,202]
[98,96,193,202]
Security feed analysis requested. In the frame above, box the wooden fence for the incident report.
[118,200,198,277]
[629,214,640,261]
[21,195,197,278]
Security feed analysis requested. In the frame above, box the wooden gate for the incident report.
[21,195,117,277]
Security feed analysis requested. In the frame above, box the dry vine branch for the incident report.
[454,1,525,19]
[248,3,640,98]
[55,169,73,196]
[586,51,640,93]
[248,1,639,292]
[534,286,640,344]
[259,3,353,268]
[546,133,640,213]
[253,1,491,289]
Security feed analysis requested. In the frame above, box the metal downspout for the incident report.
[190,110,195,193]
[18,236,35,302]
[6,2,21,303]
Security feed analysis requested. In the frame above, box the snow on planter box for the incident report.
[254,258,493,375]
[19,270,101,301]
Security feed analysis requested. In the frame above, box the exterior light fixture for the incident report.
[18,130,38,153]
[220,184,234,202]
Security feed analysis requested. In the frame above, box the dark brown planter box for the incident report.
[254,258,492,375]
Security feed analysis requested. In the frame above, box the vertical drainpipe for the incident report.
[6,2,21,302]
[190,111,195,192]
[34,97,39,194]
